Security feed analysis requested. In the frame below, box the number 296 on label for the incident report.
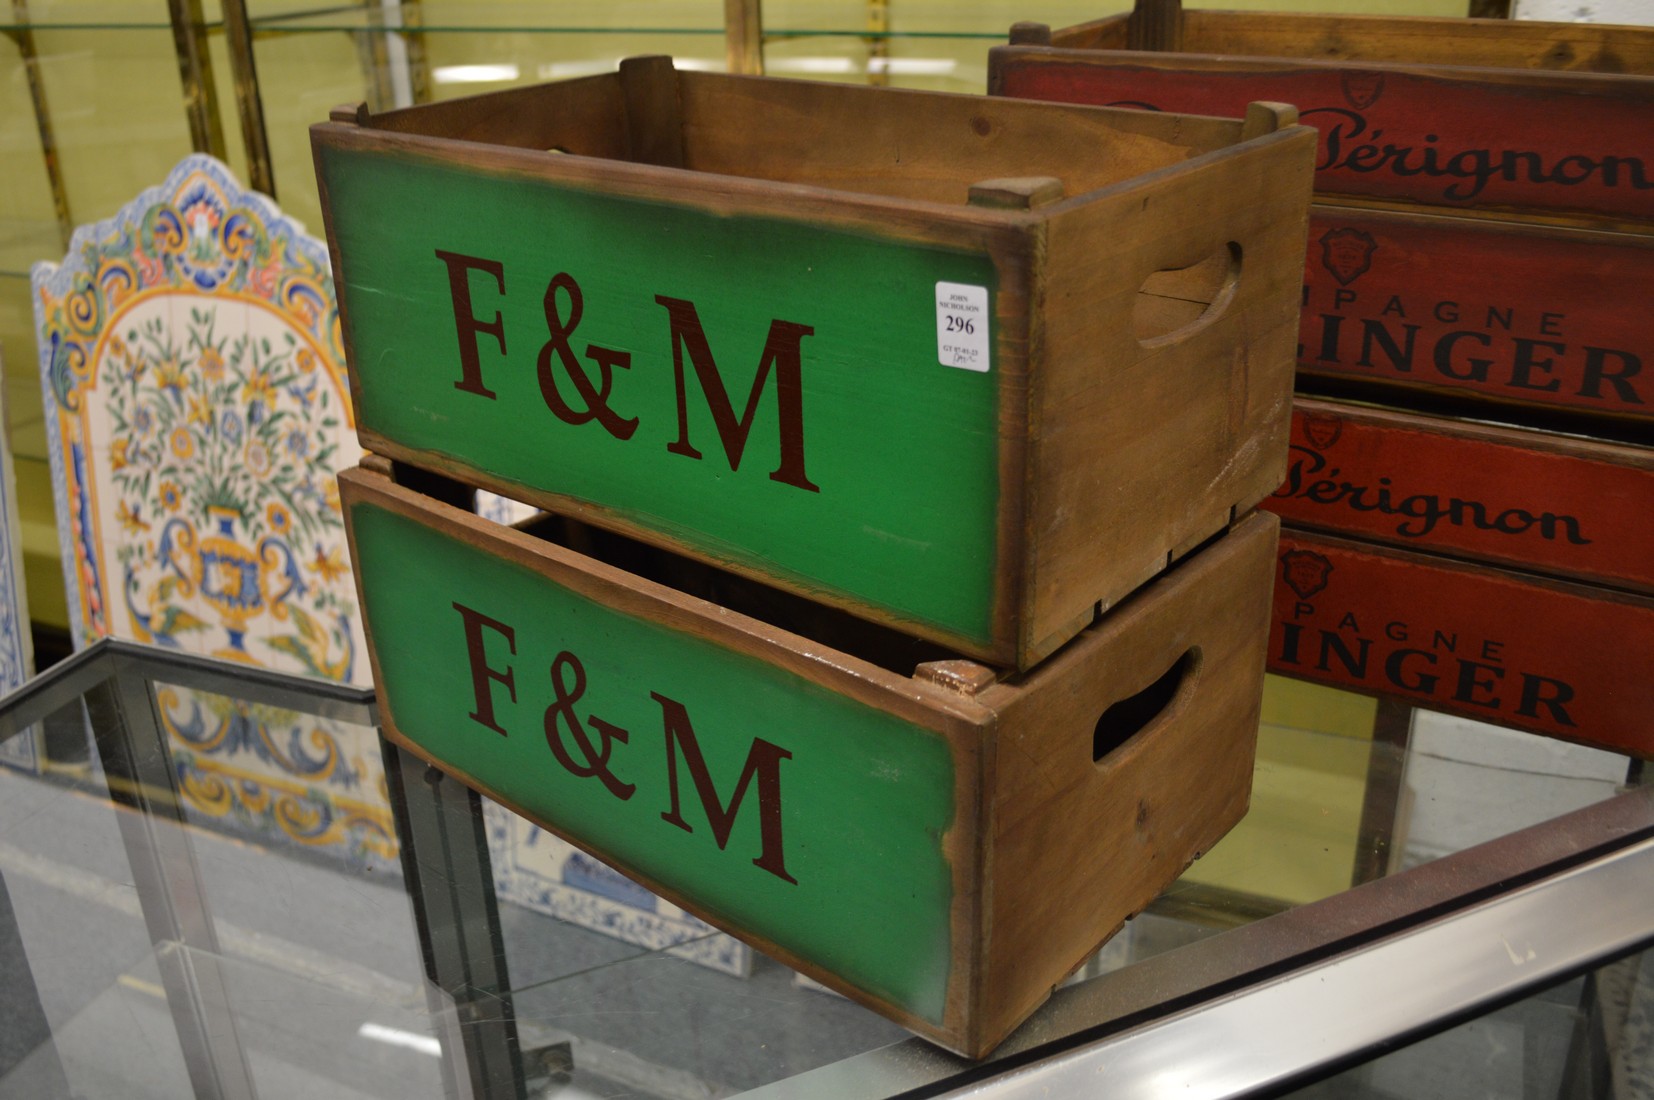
[935,282,990,372]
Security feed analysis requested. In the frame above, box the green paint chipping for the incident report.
[319,145,1001,645]
[352,500,959,1024]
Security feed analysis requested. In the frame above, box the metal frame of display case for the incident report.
[792,783,1654,1098]
[2,0,758,210]
[3,0,73,246]
[1,639,1649,1099]
[0,641,522,1100]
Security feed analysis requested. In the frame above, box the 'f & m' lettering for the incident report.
[432,252,824,491]
[652,691,798,884]
[451,604,799,882]
[656,296,819,493]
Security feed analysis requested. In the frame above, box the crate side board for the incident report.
[1023,124,1314,657]
[1269,527,1654,758]
[1179,10,1654,71]
[990,47,1654,225]
[674,70,1245,204]
[366,70,632,156]
[313,121,1038,661]
[339,465,993,1050]
[974,509,1276,1053]
[310,121,1046,276]
[1267,399,1654,593]
[1298,207,1654,425]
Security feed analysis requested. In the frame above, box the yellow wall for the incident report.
[1179,676,1381,907]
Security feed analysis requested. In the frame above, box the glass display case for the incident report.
[1,642,1647,1098]
[10,8,1627,1086]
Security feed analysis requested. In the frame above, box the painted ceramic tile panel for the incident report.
[0,355,41,774]
[32,156,366,679]
[484,801,752,977]
[31,156,753,969]
[30,156,387,854]
[475,489,540,527]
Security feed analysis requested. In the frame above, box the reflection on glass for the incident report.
[1284,951,1654,1100]
[0,631,1649,1098]
[153,681,397,868]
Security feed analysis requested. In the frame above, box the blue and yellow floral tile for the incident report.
[33,154,366,681]
[29,156,756,974]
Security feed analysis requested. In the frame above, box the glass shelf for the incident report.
[0,1,214,31]
[1,643,1648,1099]
[0,218,62,281]
[245,1,727,35]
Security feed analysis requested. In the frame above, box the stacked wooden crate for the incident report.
[992,2,1654,760]
[312,57,1316,1056]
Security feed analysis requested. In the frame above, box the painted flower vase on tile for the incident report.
[36,159,366,676]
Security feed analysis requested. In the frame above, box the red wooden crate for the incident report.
[991,4,1654,226]
[990,4,1654,430]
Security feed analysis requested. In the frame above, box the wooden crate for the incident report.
[991,3,1654,431]
[992,3,1654,226]
[1269,527,1653,758]
[311,57,1315,669]
[1267,397,1654,594]
[340,458,1277,1057]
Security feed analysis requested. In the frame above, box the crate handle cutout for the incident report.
[1093,648,1201,763]
[1133,242,1241,349]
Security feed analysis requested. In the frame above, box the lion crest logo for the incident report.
[1281,549,1334,601]
[1319,227,1378,286]
[1302,414,1343,450]
[1341,72,1385,110]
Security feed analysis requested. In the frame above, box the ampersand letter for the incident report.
[537,273,639,441]
[543,650,636,801]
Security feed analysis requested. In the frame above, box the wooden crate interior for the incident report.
[366,65,1248,206]
[673,73,1238,202]
[393,463,968,679]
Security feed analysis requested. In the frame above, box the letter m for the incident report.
[652,692,797,884]
[655,295,819,492]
